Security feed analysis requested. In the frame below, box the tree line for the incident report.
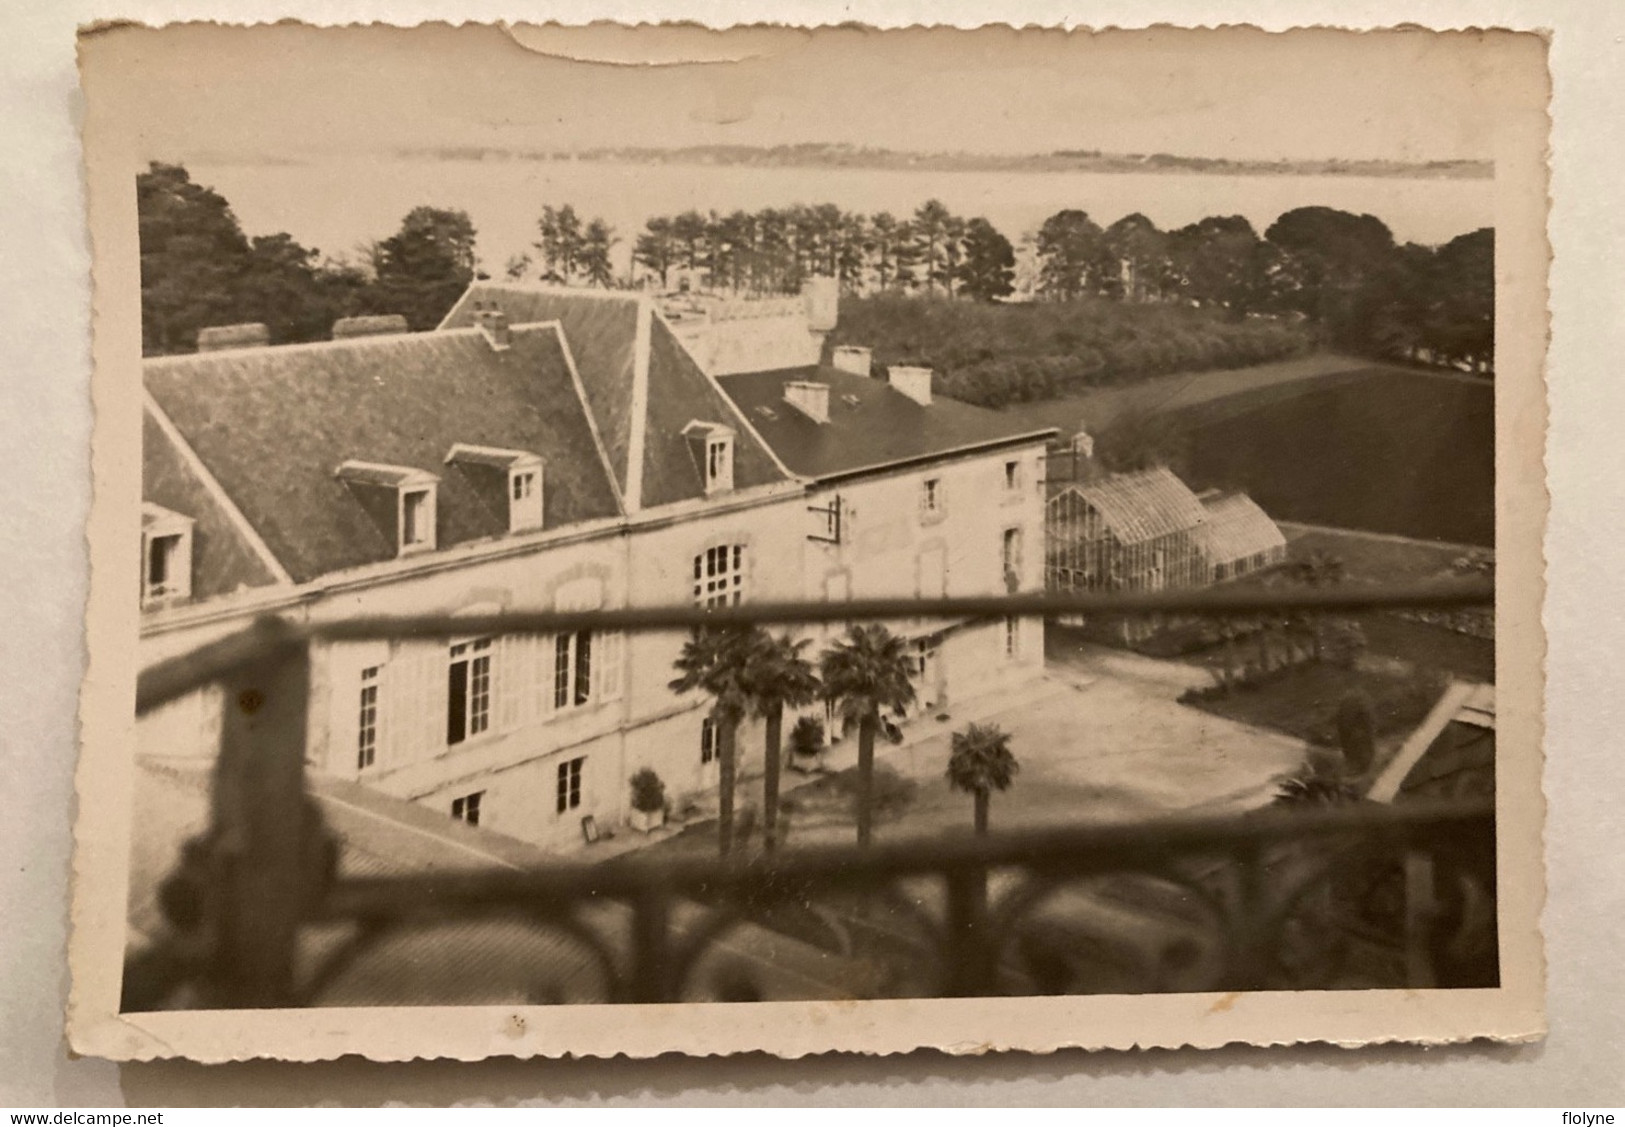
[1028,206,1493,373]
[141,160,1491,376]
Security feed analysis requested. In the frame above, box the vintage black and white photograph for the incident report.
[70,22,1547,1061]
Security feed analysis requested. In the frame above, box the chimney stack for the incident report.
[331,314,409,341]
[475,308,512,351]
[196,323,269,352]
[802,276,839,333]
[831,345,873,377]
[783,379,831,424]
[887,365,933,407]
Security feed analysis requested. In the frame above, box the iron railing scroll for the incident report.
[123,583,1497,1010]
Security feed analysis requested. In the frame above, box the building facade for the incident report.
[138,282,1054,853]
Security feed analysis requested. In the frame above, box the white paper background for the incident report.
[3,0,1620,1106]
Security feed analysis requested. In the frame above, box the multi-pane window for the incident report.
[447,638,493,745]
[694,545,746,608]
[357,666,380,769]
[554,630,593,710]
[701,717,719,765]
[451,791,484,826]
[1004,615,1021,659]
[706,439,731,489]
[920,477,944,520]
[556,756,585,814]
[508,468,543,532]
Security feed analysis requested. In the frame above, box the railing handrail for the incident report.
[137,580,1494,715]
[316,797,1493,920]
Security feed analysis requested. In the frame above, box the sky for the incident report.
[109,22,1524,165]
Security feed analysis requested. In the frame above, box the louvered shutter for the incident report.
[499,632,539,731]
[385,638,445,767]
[597,629,624,702]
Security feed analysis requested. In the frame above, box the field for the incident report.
[1173,368,1494,546]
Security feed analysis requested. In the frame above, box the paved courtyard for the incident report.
[773,639,1309,849]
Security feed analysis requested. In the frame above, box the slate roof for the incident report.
[716,365,1056,480]
[1197,491,1287,565]
[1061,467,1211,545]
[144,325,622,585]
[439,283,791,507]
[142,409,282,599]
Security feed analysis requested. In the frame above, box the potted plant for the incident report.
[628,767,666,833]
[788,715,826,773]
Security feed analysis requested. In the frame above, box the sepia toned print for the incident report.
[71,22,1547,1061]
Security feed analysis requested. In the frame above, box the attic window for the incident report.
[401,489,433,550]
[755,405,778,420]
[140,503,194,608]
[335,461,440,558]
[682,422,736,496]
[510,469,542,531]
[840,393,862,408]
[443,444,545,536]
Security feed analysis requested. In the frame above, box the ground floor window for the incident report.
[1004,615,1021,659]
[556,756,586,814]
[357,666,380,769]
[451,790,484,826]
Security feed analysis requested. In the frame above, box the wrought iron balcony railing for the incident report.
[124,582,1496,1011]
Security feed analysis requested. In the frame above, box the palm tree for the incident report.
[669,625,755,857]
[819,624,916,847]
[743,633,821,853]
[946,723,1019,835]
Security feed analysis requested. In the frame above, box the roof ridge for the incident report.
[650,306,801,484]
[142,322,568,367]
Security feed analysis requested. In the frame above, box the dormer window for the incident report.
[336,460,440,557]
[683,422,736,496]
[445,444,545,535]
[401,488,433,549]
[140,502,194,608]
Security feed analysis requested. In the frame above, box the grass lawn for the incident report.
[1175,368,1494,546]
[1180,660,1448,747]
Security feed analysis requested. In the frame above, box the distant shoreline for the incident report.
[188,145,1494,181]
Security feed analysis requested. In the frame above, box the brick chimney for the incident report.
[196,323,269,352]
[802,276,839,332]
[831,345,873,377]
[783,379,831,424]
[887,365,933,407]
[475,308,512,351]
[332,314,409,341]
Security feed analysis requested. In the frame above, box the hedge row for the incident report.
[832,295,1313,409]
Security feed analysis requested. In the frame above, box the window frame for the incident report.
[507,466,544,533]
[553,629,595,711]
[693,543,748,608]
[451,790,485,826]
[357,665,380,770]
[556,756,586,814]
[920,476,945,522]
[400,486,436,553]
[701,716,719,765]
[446,637,495,746]
[140,505,195,608]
